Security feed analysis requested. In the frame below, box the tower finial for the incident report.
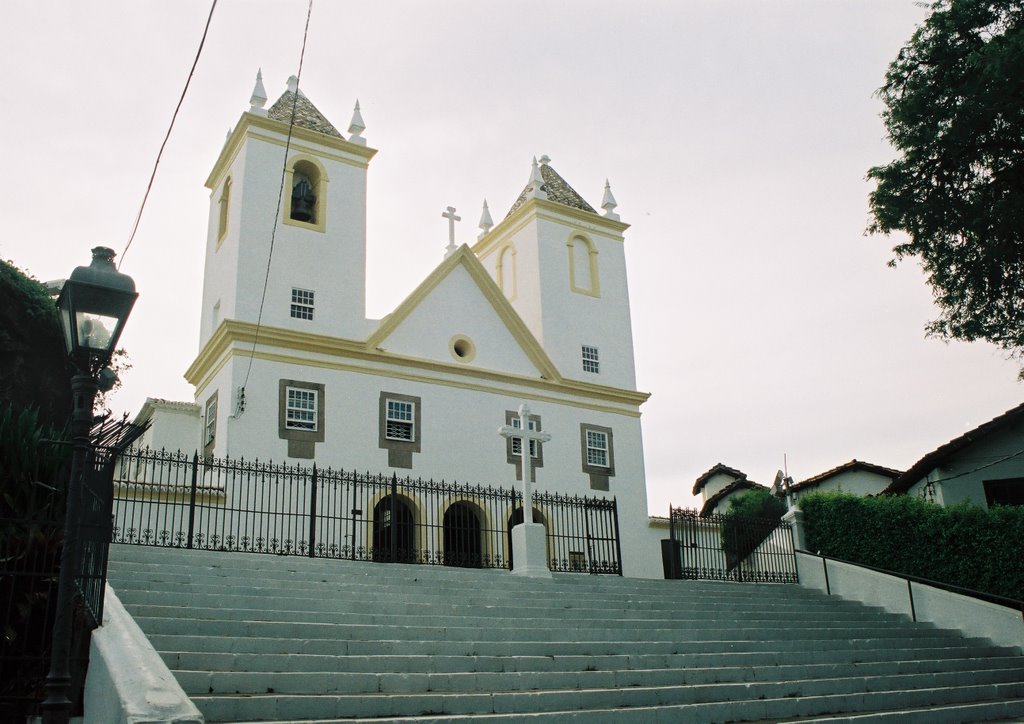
[528,157,548,200]
[249,68,268,115]
[478,199,493,240]
[348,99,366,145]
[601,179,620,220]
[286,74,301,95]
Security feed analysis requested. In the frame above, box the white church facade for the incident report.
[134,73,662,577]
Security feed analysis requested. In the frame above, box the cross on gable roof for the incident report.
[506,161,596,218]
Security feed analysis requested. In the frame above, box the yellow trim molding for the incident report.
[186,319,650,414]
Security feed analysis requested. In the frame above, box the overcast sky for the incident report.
[2,1,1020,512]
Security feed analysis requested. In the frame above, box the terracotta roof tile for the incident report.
[692,462,747,497]
[884,402,1024,495]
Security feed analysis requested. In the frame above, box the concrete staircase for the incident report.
[105,545,1024,723]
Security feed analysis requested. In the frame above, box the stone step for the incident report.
[171,661,1024,697]
[143,632,997,658]
[107,569,826,606]
[116,593,891,624]
[104,546,1024,722]
[107,548,814,595]
[112,585,859,619]
[127,615,952,643]
[228,696,1024,723]
[120,603,916,630]
[190,679,1024,722]
[162,649,1024,676]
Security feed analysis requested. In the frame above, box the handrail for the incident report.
[796,549,1024,620]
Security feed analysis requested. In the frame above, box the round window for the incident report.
[449,335,476,363]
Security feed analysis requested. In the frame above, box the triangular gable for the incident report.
[367,245,562,381]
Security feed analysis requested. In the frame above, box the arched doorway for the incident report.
[372,495,415,563]
[443,501,483,568]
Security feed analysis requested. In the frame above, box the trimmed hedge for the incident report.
[799,492,1024,602]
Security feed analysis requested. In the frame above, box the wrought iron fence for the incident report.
[666,506,797,583]
[0,480,68,718]
[112,448,622,574]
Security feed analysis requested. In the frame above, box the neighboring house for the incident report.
[691,463,767,516]
[884,402,1024,508]
[781,459,902,505]
[133,73,657,575]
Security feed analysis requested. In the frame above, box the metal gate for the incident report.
[665,506,797,583]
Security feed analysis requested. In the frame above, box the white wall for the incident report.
[796,552,1024,651]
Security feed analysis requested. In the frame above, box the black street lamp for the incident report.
[42,247,137,724]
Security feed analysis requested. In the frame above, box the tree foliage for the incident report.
[721,489,787,570]
[867,1,1024,369]
[0,259,72,427]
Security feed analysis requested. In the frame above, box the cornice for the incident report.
[205,111,377,189]
[186,319,650,412]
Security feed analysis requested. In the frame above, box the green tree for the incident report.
[0,260,72,427]
[867,1,1024,371]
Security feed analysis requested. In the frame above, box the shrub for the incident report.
[799,492,1024,601]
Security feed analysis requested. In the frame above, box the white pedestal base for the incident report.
[511,523,551,578]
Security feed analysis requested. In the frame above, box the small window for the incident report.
[285,387,318,431]
[217,177,231,243]
[379,392,421,468]
[204,395,217,445]
[290,288,314,320]
[586,429,609,467]
[385,399,415,441]
[511,416,539,458]
[582,345,600,374]
[580,423,615,490]
[983,478,1024,507]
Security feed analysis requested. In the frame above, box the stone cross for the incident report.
[498,403,551,524]
[442,206,461,256]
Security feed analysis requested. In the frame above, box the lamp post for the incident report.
[42,247,136,724]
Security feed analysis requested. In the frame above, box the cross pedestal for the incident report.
[498,403,552,578]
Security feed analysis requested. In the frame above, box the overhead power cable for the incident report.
[119,0,219,269]
[237,0,315,412]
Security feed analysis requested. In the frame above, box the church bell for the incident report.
[291,176,316,222]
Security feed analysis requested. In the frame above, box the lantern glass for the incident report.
[56,247,137,368]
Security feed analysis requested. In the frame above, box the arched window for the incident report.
[216,177,231,244]
[496,244,516,299]
[567,234,599,296]
[285,156,328,232]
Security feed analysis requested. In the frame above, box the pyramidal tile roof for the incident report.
[267,90,343,138]
[506,161,596,218]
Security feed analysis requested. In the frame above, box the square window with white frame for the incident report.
[582,345,600,373]
[511,416,540,458]
[385,399,415,441]
[586,429,609,468]
[290,288,315,320]
[285,387,318,431]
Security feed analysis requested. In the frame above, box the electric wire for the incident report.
[119,0,219,270]
[924,446,1024,486]
[238,0,314,412]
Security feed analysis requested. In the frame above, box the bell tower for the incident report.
[197,72,377,351]
[472,156,638,391]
